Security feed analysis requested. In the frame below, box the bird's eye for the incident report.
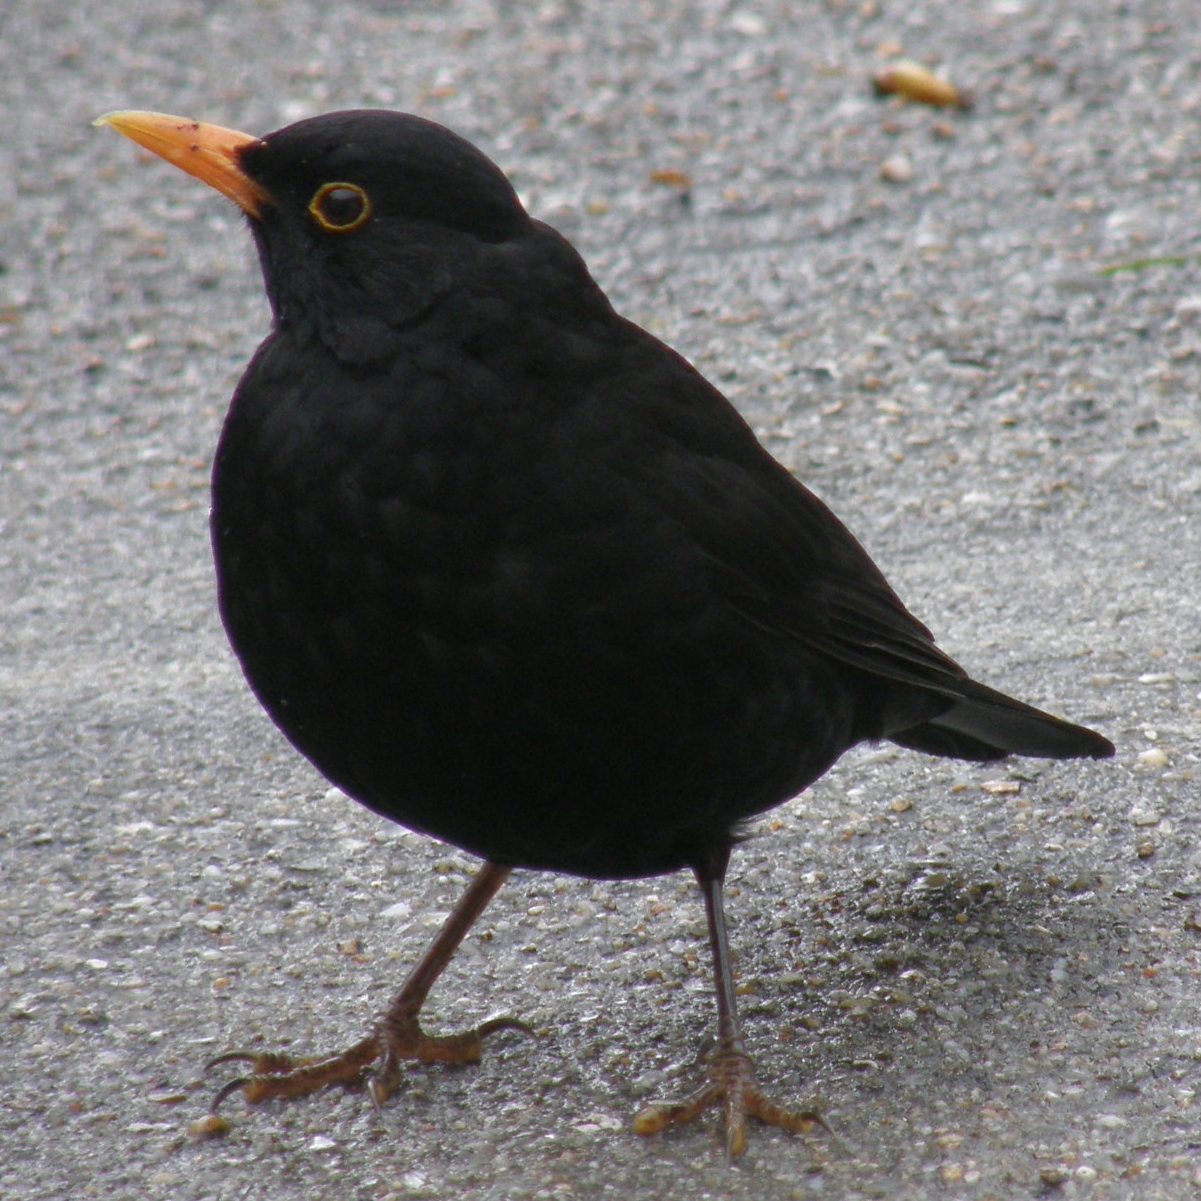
[307,182,371,232]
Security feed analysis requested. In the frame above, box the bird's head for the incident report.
[96,109,531,363]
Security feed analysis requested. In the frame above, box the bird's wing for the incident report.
[616,386,1111,761]
[641,438,970,693]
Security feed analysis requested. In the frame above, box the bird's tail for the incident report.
[889,677,1114,763]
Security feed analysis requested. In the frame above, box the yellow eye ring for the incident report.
[307,182,372,232]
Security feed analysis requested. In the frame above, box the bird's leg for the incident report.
[633,857,823,1157]
[358,861,531,1105]
[208,860,530,1108]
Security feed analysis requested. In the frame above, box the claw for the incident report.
[209,1073,253,1113]
[476,1016,535,1040]
[205,1050,259,1071]
[632,1045,824,1158]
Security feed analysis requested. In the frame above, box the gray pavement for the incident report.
[2,1,1200,1197]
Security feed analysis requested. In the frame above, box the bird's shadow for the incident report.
[724,854,1167,1115]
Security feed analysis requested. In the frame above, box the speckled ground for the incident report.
[2,2,1199,1198]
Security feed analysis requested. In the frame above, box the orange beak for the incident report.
[94,110,270,218]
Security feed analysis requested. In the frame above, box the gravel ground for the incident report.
[3,1,1200,1198]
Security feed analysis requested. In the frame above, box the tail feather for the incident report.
[891,677,1114,762]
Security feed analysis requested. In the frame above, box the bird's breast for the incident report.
[206,331,857,876]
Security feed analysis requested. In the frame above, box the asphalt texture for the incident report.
[2,2,1199,1198]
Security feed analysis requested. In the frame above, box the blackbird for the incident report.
[97,108,1113,1156]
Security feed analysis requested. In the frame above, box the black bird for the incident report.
[97,109,1113,1156]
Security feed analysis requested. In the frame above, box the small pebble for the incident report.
[880,154,912,184]
[648,168,692,189]
[981,779,1020,795]
[873,60,971,109]
[187,1114,230,1140]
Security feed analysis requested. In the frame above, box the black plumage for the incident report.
[99,108,1113,1155]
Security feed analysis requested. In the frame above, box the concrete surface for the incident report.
[2,1,1200,1198]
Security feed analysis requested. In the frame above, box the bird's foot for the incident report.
[207,1035,382,1107]
[632,1042,823,1158]
[207,1010,531,1110]
[367,1009,532,1105]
